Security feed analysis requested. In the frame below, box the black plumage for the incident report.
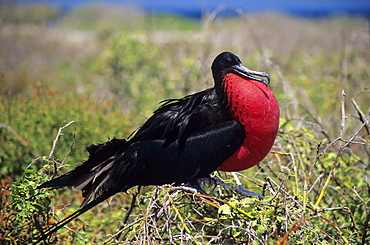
[39,88,243,207]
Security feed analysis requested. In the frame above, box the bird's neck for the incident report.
[215,74,232,116]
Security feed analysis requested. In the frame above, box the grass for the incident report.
[0,3,369,244]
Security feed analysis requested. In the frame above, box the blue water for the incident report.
[18,0,370,17]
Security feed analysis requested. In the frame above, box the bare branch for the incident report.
[0,124,20,138]
[340,90,346,140]
[60,133,76,166]
[48,121,75,158]
[351,98,370,136]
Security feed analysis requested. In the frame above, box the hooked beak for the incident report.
[230,64,270,86]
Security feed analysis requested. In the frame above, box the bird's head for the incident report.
[211,52,270,87]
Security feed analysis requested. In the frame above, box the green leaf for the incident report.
[32,202,44,211]
[28,185,35,196]
[218,204,231,215]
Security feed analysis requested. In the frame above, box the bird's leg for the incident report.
[197,177,264,199]
[193,177,219,193]
[182,179,227,206]
[184,176,264,203]
[184,179,209,196]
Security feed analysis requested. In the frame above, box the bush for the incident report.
[1,167,53,244]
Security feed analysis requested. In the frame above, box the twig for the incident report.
[123,186,141,224]
[351,98,370,136]
[317,214,349,244]
[319,206,351,213]
[341,120,367,150]
[26,122,75,170]
[322,137,341,154]
[49,121,74,158]
[114,186,142,243]
[63,225,85,241]
[266,177,294,203]
[60,133,76,166]
[26,157,44,169]
[315,91,366,206]
[299,105,331,142]
[340,90,346,140]
[315,91,346,206]
[307,173,324,196]
[104,218,145,244]
[231,172,242,186]
[288,137,302,198]
[350,187,366,205]
[47,121,74,177]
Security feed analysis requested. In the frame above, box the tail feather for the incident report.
[37,173,76,189]
[84,138,128,168]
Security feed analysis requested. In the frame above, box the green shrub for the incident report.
[1,167,53,244]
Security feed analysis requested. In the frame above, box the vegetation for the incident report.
[0,3,369,244]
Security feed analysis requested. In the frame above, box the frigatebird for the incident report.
[36,51,280,242]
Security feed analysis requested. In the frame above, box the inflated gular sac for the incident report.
[218,73,280,172]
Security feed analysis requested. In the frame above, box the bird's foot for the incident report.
[183,179,210,196]
[197,177,264,199]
